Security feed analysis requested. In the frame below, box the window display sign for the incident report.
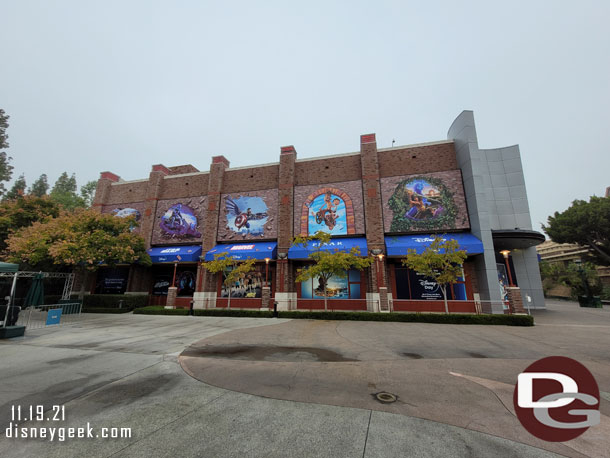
[408,269,444,300]
[95,268,129,294]
[300,270,361,299]
[221,266,267,298]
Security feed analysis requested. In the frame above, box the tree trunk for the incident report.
[441,285,449,314]
[78,270,89,301]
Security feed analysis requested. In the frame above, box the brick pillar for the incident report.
[261,286,271,310]
[91,171,120,213]
[141,165,168,249]
[276,146,297,311]
[166,286,178,307]
[506,287,526,314]
[195,155,229,309]
[360,134,389,311]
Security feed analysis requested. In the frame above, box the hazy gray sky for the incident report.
[2,0,609,231]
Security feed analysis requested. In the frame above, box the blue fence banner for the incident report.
[46,309,62,326]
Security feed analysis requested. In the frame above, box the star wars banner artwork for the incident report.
[218,189,278,241]
[101,202,147,233]
[152,197,205,244]
[380,170,470,233]
[294,181,364,236]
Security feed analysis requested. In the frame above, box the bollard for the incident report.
[189,300,194,316]
[273,301,278,318]
[118,300,124,309]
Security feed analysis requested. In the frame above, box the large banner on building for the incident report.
[101,202,147,233]
[217,189,278,241]
[380,170,470,233]
[294,180,365,236]
[152,197,206,245]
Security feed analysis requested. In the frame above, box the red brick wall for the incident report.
[378,142,457,178]
[294,154,362,186]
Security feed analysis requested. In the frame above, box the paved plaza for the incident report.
[0,300,608,457]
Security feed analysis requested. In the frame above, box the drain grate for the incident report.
[374,392,397,404]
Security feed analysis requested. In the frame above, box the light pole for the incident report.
[500,250,514,286]
[377,253,385,288]
[264,258,270,287]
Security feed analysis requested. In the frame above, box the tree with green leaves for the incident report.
[539,260,602,298]
[294,231,374,311]
[50,172,85,210]
[80,180,98,207]
[202,253,256,309]
[401,235,467,313]
[3,174,26,201]
[29,174,49,197]
[6,209,151,298]
[0,109,14,198]
[544,196,610,266]
[0,195,60,253]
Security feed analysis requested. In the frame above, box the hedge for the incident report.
[132,306,534,326]
[81,295,149,310]
[82,307,134,314]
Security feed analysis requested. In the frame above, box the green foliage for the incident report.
[0,109,14,198]
[29,174,49,197]
[0,195,61,253]
[202,253,257,308]
[5,209,151,271]
[50,172,86,211]
[544,196,610,266]
[3,174,26,201]
[539,261,602,298]
[401,235,468,313]
[83,307,133,314]
[80,180,98,207]
[388,176,457,232]
[293,231,374,310]
[131,306,534,325]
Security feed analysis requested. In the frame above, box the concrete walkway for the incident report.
[0,301,607,457]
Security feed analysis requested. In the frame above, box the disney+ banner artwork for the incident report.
[380,170,470,233]
[152,197,206,244]
[295,181,364,236]
[218,190,278,241]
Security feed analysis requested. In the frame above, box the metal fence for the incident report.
[15,302,83,330]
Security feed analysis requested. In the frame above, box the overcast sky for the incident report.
[1,0,609,232]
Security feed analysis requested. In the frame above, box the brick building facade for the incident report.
[91,111,545,314]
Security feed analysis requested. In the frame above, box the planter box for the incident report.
[578,295,603,308]
[0,325,26,339]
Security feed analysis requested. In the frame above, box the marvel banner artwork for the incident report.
[224,195,269,236]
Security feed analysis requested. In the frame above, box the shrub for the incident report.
[81,294,148,310]
[131,306,534,325]
[82,307,133,314]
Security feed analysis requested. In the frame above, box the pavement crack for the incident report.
[362,410,372,458]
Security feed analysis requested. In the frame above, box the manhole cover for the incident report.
[374,392,397,403]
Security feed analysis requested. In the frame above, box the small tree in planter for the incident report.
[202,253,256,309]
[401,235,467,314]
[294,231,374,311]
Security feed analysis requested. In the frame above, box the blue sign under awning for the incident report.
[288,237,368,260]
[385,233,484,257]
[204,242,277,261]
[148,246,202,263]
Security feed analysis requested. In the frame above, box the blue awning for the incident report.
[288,237,368,260]
[385,233,484,257]
[205,242,277,261]
[147,245,202,263]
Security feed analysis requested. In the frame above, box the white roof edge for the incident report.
[226,162,279,171]
[377,139,454,152]
[110,178,148,185]
[296,151,360,163]
[163,171,209,179]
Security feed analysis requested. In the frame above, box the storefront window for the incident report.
[95,267,129,294]
[394,266,468,301]
[300,269,363,299]
[220,264,268,298]
[151,265,197,296]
